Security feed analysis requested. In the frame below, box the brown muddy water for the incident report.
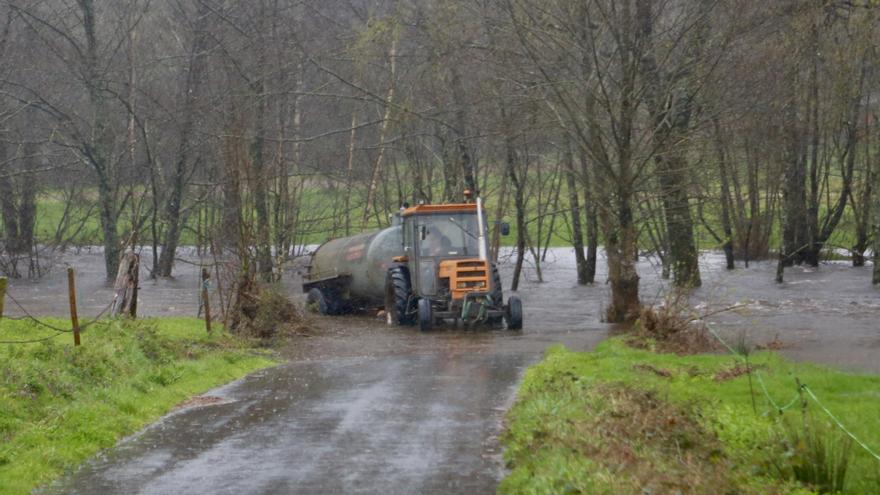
[10,247,878,494]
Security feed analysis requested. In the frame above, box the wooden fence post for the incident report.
[0,277,7,321]
[67,268,81,346]
[202,268,212,334]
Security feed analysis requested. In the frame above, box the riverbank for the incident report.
[0,317,277,495]
[500,339,880,494]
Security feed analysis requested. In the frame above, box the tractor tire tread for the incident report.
[387,266,416,325]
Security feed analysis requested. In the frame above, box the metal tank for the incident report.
[304,224,403,307]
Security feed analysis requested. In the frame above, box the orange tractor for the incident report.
[303,196,522,331]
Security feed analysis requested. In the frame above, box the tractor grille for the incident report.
[438,259,490,300]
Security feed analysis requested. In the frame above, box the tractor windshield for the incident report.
[418,213,484,258]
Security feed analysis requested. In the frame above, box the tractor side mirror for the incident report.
[419,225,427,240]
[500,222,511,236]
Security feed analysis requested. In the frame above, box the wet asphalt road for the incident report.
[12,248,878,494]
[51,353,527,494]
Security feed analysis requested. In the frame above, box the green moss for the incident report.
[501,339,880,494]
[0,317,276,495]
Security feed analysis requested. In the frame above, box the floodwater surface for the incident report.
[6,247,877,494]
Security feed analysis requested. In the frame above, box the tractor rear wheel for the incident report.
[505,295,523,330]
[385,266,416,326]
[418,298,433,332]
[307,288,335,315]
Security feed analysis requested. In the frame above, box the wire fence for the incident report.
[1,258,212,345]
[704,322,880,464]
[0,281,114,345]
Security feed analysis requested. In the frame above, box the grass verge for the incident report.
[501,338,880,494]
[0,317,277,495]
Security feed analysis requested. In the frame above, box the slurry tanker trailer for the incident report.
[302,195,522,331]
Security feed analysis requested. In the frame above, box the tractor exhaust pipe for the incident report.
[476,196,487,261]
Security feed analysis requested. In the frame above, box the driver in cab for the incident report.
[422,230,453,257]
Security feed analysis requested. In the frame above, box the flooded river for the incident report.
[8,247,878,373]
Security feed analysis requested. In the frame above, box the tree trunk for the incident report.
[781,118,809,268]
[79,0,120,280]
[713,118,735,270]
[0,137,19,258]
[506,136,526,292]
[157,2,210,277]
[149,141,161,277]
[636,0,701,288]
[874,181,880,285]
[579,148,598,283]
[853,94,873,267]
[251,28,273,282]
[510,178,526,291]
[657,155,702,287]
[602,178,640,322]
[450,65,477,195]
[490,163,509,262]
[345,112,357,236]
[874,118,880,285]
[804,58,863,265]
[18,143,37,274]
[563,136,588,284]
[363,38,397,229]
[603,0,640,322]
[222,136,244,254]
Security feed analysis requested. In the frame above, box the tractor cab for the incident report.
[402,204,488,300]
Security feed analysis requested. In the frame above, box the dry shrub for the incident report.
[756,335,789,351]
[633,363,673,378]
[714,363,755,382]
[582,386,738,493]
[229,282,302,341]
[630,295,717,355]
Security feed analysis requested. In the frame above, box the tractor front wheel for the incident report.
[505,296,523,330]
[418,298,433,332]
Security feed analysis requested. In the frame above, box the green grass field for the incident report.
[0,317,276,495]
[501,339,880,494]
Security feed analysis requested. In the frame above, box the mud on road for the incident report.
[14,248,878,494]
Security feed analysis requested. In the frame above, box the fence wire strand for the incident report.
[754,369,801,413]
[707,324,801,414]
[4,290,72,332]
[0,332,68,344]
[0,288,114,345]
[705,321,880,465]
[803,385,880,463]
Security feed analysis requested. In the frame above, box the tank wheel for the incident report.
[418,298,433,332]
[505,295,523,330]
[487,263,504,326]
[307,288,333,315]
[385,266,416,326]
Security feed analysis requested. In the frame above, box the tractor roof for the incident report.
[400,203,482,217]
